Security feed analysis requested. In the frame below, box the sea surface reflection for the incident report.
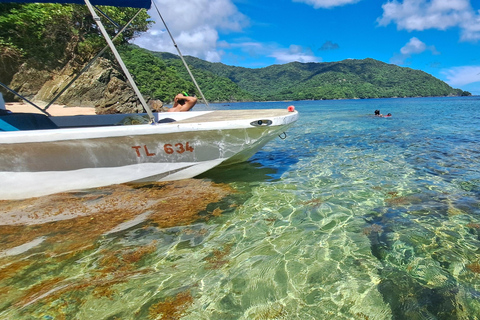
[1,97,480,319]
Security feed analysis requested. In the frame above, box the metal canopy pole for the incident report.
[152,0,210,109]
[84,0,155,123]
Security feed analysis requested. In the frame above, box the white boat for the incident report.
[0,0,298,200]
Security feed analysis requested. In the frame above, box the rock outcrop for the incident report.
[6,64,52,99]
[7,57,161,114]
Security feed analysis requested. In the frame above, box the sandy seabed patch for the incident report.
[0,180,235,254]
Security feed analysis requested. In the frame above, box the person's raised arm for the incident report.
[169,94,197,112]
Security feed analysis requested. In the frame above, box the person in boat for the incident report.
[168,92,197,112]
[374,110,381,116]
[384,113,392,117]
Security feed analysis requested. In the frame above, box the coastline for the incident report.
[5,102,95,116]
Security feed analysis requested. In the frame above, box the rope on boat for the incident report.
[152,0,211,109]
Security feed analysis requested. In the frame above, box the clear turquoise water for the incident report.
[1,96,480,319]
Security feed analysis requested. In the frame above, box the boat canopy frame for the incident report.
[0,0,155,122]
[43,8,145,112]
[1,0,212,120]
[83,0,155,122]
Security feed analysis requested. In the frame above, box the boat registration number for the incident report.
[132,142,194,157]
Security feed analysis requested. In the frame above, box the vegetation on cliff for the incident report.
[120,46,254,103]
[0,3,150,84]
[118,46,195,103]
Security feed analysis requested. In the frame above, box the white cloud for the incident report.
[378,0,480,41]
[221,40,268,62]
[132,1,322,65]
[269,45,321,64]
[401,37,439,55]
[226,41,321,64]
[441,65,480,86]
[391,37,439,65]
[400,37,427,54]
[319,40,340,50]
[292,0,361,9]
[462,12,480,41]
[132,0,248,62]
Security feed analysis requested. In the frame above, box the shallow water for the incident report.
[1,97,480,319]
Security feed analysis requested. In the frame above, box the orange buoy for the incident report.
[287,105,295,112]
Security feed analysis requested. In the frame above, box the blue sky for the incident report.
[133,0,480,94]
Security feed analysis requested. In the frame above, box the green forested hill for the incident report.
[118,46,254,103]
[141,49,254,102]
[153,53,469,101]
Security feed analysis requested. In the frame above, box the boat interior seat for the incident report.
[0,113,59,131]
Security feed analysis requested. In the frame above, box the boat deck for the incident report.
[173,109,294,123]
[13,108,297,129]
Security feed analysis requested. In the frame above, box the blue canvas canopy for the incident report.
[0,0,151,9]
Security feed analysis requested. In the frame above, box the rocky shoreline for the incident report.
[3,57,164,115]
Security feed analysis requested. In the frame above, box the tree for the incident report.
[0,3,151,68]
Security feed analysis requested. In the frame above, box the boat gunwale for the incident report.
[0,109,298,144]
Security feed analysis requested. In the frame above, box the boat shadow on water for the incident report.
[198,149,300,183]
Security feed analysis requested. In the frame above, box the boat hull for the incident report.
[0,109,297,199]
